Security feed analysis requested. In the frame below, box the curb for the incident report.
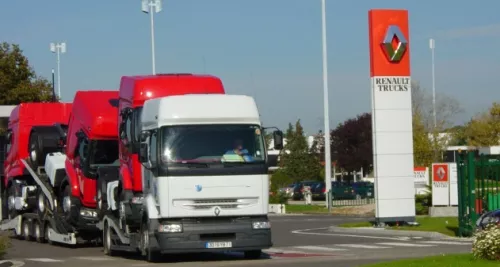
[328,226,474,241]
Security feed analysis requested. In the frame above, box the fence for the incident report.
[457,151,500,237]
[332,198,375,207]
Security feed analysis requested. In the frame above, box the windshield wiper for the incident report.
[171,162,209,168]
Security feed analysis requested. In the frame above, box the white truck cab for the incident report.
[100,94,284,262]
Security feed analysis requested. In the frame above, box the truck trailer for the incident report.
[0,91,120,245]
[97,93,283,262]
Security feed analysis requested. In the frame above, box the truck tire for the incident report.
[36,188,48,220]
[103,221,117,256]
[33,221,46,243]
[140,221,161,262]
[22,219,32,241]
[29,126,65,170]
[28,132,42,170]
[97,180,108,220]
[7,185,18,220]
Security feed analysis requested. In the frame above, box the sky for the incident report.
[1,0,500,134]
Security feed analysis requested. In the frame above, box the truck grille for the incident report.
[173,198,258,210]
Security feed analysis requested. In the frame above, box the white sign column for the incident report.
[368,9,416,223]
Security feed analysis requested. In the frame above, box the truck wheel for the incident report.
[60,185,72,220]
[36,189,48,220]
[244,250,262,259]
[22,219,32,241]
[140,222,161,262]
[28,132,41,169]
[7,185,18,220]
[103,221,116,256]
[33,221,46,243]
[97,181,108,219]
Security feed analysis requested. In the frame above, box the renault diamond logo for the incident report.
[214,207,221,216]
[195,185,202,192]
[381,25,408,63]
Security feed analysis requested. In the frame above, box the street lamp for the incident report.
[321,0,332,209]
[429,38,436,129]
[141,0,162,75]
[50,42,66,100]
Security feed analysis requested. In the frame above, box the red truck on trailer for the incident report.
[2,103,72,220]
[0,90,120,245]
[112,74,225,227]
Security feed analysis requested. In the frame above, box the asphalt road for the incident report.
[2,215,472,267]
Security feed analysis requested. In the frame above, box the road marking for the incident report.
[26,258,64,262]
[335,244,390,249]
[294,246,347,252]
[73,256,114,261]
[291,228,412,241]
[376,242,434,247]
[418,241,472,246]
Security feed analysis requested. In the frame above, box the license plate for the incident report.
[205,242,232,249]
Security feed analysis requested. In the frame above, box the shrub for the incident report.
[0,234,10,259]
[269,192,288,204]
[415,193,432,215]
[472,224,500,260]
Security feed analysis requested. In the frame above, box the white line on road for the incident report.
[73,256,114,261]
[294,246,347,252]
[335,244,391,249]
[418,241,472,246]
[26,258,64,262]
[376,242,434,247]
[291,227,412,241]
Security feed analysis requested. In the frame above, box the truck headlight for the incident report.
[158,224,182,233]
[252,221,271,229]
[80,209,97,218]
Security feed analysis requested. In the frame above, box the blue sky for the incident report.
[2,0,499,133]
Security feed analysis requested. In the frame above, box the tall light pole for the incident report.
[429,38,436,129]
[141,0,162,75]
[50,42,66,100]
[321,0,332,209]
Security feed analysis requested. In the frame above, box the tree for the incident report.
[411,81,463,132]
[464,102,500,147]
[411,81,461,165]
[413,112,434,167]
[279,120,322,181]
[330,113,372,174]
[0,42,55,104]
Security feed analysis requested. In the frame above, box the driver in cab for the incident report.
[222,139,254,162]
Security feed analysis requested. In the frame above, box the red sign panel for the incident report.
[433,164,449,182]
[368,9,410,77]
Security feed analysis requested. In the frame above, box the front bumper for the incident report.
[148,216,272,254]
[68,196,100,231]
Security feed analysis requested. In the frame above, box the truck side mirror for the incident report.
[273,130,284,150]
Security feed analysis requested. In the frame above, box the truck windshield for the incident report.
[89,140,119,167]
[160,124,266,165]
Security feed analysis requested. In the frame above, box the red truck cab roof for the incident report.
[8,102,72,129]
[70,91,119,139]
[119,73,225,107]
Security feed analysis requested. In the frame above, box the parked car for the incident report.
[476,209,500,230]
[291,181,318,200]
[331,181,356,200]
[351,182,374,199]
[311,182,327,200]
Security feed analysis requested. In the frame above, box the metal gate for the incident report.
[457,151,500,237]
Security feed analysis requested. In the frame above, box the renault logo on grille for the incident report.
[195,185,202,192]
[214,207,221,216]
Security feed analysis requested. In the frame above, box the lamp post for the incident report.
[50,42,66,100]
[141,0,163,75]
[321,0,332,209]
[429,38,436,129]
